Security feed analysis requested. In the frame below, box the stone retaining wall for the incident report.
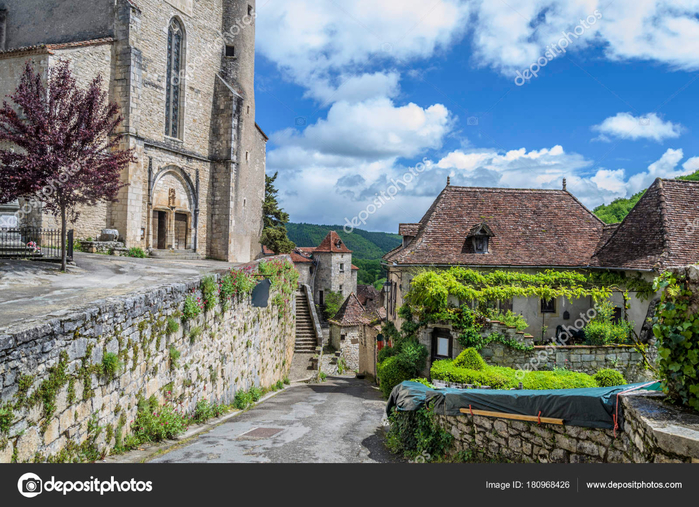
[0,257,296,462]
[437,392,699,463]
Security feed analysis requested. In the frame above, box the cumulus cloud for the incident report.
[591,113,684,142]
[305,72,401,106]
[269,97,452,162]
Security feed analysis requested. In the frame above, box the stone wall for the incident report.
[435,391,698,463]
[330,324,360,372]
[314,252,357,304]
[0,257,295,463]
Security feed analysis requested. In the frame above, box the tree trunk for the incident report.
[60,204,67,272]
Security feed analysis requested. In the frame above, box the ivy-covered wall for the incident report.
[0,257,296,463]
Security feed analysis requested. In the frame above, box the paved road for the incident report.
[151,377,402,463]
[0,253,239,328]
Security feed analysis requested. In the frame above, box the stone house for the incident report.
[265,231,359,307]
[383,178,699,367]
[0,0,265,262]
[329,291,383,377]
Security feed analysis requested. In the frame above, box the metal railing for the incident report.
[0,227,73,261]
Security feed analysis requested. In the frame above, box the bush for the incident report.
[377,356,414,398]
[594,369,627,387]
[431,351,598,390]
[486,309,528,331]
[393,340,428,374]
[233,390,253,410]
[453,348,486,370]
[249,386,263,402]
[323,291,345,320]
[377,346,397,364]
[131,396,188,443]
[584,320,633,345]
[385,406,453,461]
[191,400,226,424]
[126,247,147,258]
[166,317,179,335]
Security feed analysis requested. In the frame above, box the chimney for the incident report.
[0,10,7,52]
[446,176,450,186]
[562,178,567,191]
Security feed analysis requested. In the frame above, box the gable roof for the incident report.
[399,223,420,237]
[314,231,352,253]
[384,185,605,267]
[592,179,699,270]
[330,293,370,326]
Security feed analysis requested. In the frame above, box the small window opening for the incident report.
[541,298,556,314]
[225,45,235,57]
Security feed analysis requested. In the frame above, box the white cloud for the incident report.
[270,97,452,162]
[306,72,401,106]
[592,113,684,142]
[627,148,696,193]
[468,0,699,75]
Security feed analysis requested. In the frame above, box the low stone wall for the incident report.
[436,392,699,463]
[481,342,656,383]
[423,321,655,382]
[0,257,296,462]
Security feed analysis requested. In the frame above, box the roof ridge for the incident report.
[563,189,606,226]
[448,185,566,192]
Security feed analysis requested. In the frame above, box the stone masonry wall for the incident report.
[0,257,296,463]
[436,392,698,463]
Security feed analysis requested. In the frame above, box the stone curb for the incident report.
[100,385,296,464]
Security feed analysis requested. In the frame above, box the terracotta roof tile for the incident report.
[314,231,352,253]
[399,223,420,237]
[330,293,370,326]
[384,185,604,267]
[592,179,699,270]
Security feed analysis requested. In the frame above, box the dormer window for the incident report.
[466,222,494,255]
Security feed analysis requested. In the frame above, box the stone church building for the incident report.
[0,0,266,262]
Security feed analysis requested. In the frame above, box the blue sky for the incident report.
[252,0,699,233]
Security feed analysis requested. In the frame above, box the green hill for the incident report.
[286,223,402,287]
[594,170,699,224]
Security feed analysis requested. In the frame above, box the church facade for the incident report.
[0,0,266,262]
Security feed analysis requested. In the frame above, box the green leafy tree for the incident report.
[260,172,295,254]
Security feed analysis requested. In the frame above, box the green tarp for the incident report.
[386,380,661,429]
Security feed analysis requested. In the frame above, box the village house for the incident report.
[0,0,266,262]
[382,177,699,366]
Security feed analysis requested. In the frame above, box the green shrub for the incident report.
[191,400,226,424]
[201,275,219,312]
[431,352,598,390]
[652,271,699,412]
[385,406,453,461]
[283,376,290,385]
[486,309,528,331]
[169,346,181,370]
[219,268,257,303]
[249,386,263,402]
[131,396,188,443]
[393,340,428,374]
[323,291,345,320]
[233,390,253,410]
[585,301,633,345]
[594,369,627,387]
[274,380,285,390]
[182,294,203,321]
[453,348,486,370]
[377,346,397,364]
[101,352,121,380]
[126,247,147,258]
[377,356,413,398]
[0,403,13,434]
[189,326,202,344]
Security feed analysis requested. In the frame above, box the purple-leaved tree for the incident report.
[0,60,133,270]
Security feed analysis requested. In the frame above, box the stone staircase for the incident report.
[149,249,202,261]
[295,289,317,352]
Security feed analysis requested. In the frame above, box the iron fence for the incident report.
[0,227,73,261]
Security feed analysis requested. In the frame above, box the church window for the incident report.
[165,18,185,139]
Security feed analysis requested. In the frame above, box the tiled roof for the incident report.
[314,231,352,253]
[384,185,604,267]
[261,245,313,263]
[592,179,699,270]
[330,293,370,326]
[357,284,380,306]
[399,223,420,237]
[0,38,114,59]
[351,264,359,270]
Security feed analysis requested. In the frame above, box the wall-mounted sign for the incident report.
[251,279,271,308]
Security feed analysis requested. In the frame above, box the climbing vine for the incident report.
[652,271,699,412]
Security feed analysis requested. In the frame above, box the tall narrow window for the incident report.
[165,18,185,139]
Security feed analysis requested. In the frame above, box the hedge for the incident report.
[377,356,414,398]
[593,369,627,387]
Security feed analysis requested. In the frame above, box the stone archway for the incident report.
[150,168,197,251]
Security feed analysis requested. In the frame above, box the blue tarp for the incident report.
[386,381,661,429]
